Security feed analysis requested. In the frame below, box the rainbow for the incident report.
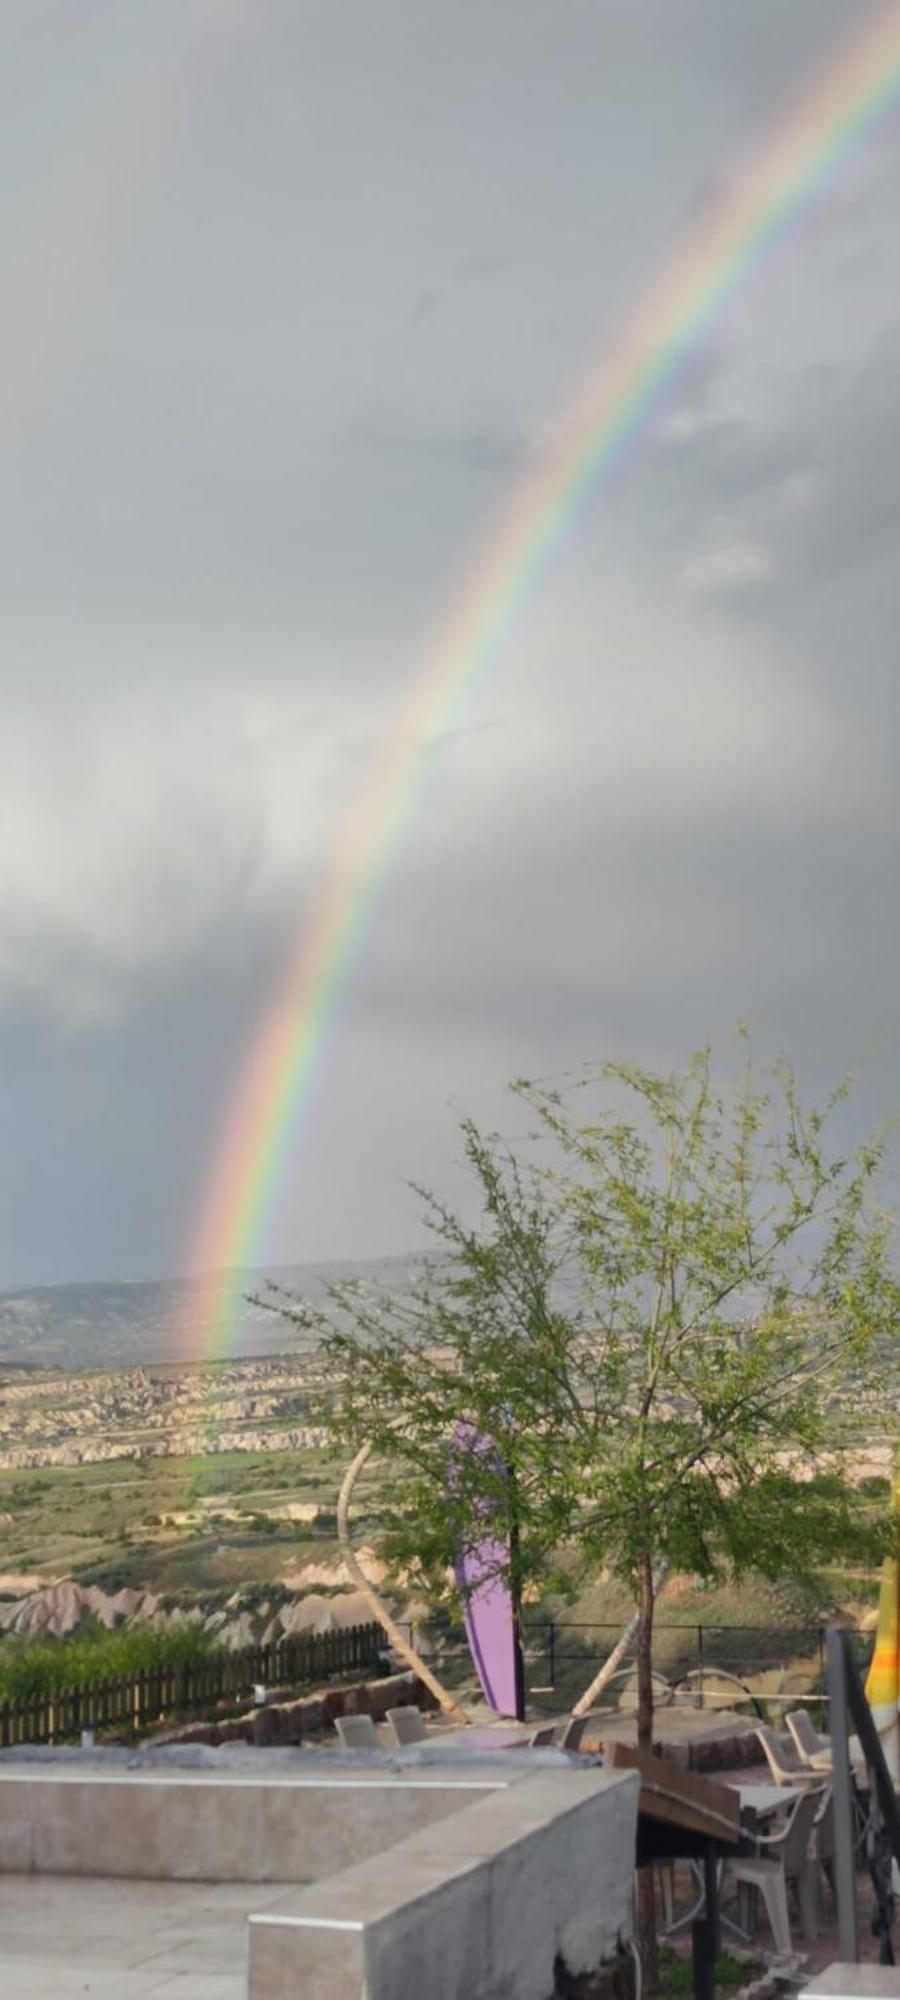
[188,5,900,1351]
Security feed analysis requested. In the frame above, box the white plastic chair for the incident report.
[786,1708,833,1770]
[335,1713,379,1749]
[785,1706,865,1774]
[385,1706,426,1746]
[754,1722,819,1788]
[721,1786,823,1954]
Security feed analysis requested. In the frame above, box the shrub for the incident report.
[0,1624,216,1702]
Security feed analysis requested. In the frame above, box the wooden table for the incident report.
[734,1780,806,1831]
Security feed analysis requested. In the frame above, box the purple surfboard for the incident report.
[450,1424,520,1718]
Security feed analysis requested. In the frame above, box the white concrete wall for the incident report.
[248,1766,639,2000]
[0,1768,508,1882]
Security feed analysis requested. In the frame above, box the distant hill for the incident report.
[0,1255,423,1371]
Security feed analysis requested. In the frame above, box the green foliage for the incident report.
[654,1946,753,1995]
[269,1047,898,1653]
[0,1622,215,1703]
[8,1477,52,1511]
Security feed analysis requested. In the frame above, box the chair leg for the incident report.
[796,1863,819,1943]
[759,1874,792,1956]
[737,1879,756,1935]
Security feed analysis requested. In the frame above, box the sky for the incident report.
[2,0,900,1290]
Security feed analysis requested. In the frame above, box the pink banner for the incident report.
[451,1425,520,1718]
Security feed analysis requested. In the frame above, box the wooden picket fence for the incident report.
[0,1621,383,1748]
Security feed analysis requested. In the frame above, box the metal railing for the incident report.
[519,1618,871,1719]
[827,1624,898,1966]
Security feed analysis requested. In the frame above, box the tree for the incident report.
[519,1048,899,1753]
[266,1046,899,1761]
[266,1119,587,1701]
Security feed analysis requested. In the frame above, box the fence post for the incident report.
[549,1620,556,1691]
[697,1625,704,1709]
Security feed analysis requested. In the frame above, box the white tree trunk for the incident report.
[337,1442,469,1724]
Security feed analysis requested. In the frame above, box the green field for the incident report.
[0,1445,358,1595]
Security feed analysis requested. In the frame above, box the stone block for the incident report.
[246,1768,639,2000]
[249,1914,366,2000]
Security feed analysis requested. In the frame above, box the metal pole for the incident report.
[826,1626,860,1963]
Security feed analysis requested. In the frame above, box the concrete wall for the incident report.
[0,1767,509,1883]
[247,1766,639,2000]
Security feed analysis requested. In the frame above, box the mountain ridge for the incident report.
[0,1255,423,1371]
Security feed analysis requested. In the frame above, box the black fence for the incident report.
[520,1619,872,1719]
[0,1621,384,1748]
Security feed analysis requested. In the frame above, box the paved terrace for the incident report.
[0,1874,264,1998]
[0,1746,640,1999]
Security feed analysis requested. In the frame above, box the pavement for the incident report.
[0,1874,291,1997]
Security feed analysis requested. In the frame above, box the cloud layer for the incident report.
[2,0,899,1286]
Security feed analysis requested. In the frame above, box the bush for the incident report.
[0,1624,216,1703]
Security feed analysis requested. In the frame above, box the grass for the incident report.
[0,1622,215,1702]
[650,1946,756,1998]
[0,1445,344,1594]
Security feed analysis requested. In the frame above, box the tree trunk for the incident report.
[636,1549,655,1753]
[571,1561,668,1718]
[635,1550,660,1990]
[508,1469,526,1722]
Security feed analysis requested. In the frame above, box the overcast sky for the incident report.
[2,0,899,1289]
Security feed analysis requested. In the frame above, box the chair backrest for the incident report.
[385,1705,426,1746]
[558,1714,588,1753]
[785,1708,825,1764]
[754,1722,802,1782]
[528,1723,558,1748]
[781,1787,824,1877]
[335,1713,379,1750]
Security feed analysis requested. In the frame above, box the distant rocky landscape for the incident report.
[0,1253,422,1370]
[0,1253,425,1647]
[0,1263,890,1683]
[0,1356,327,1470]
[0,1567,382,1649]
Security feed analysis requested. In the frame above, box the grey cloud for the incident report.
[2,0,899,1287]
[350,412,533,472]
[611,333,900,615]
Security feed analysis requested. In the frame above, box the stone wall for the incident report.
[151,1668,435,1749]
